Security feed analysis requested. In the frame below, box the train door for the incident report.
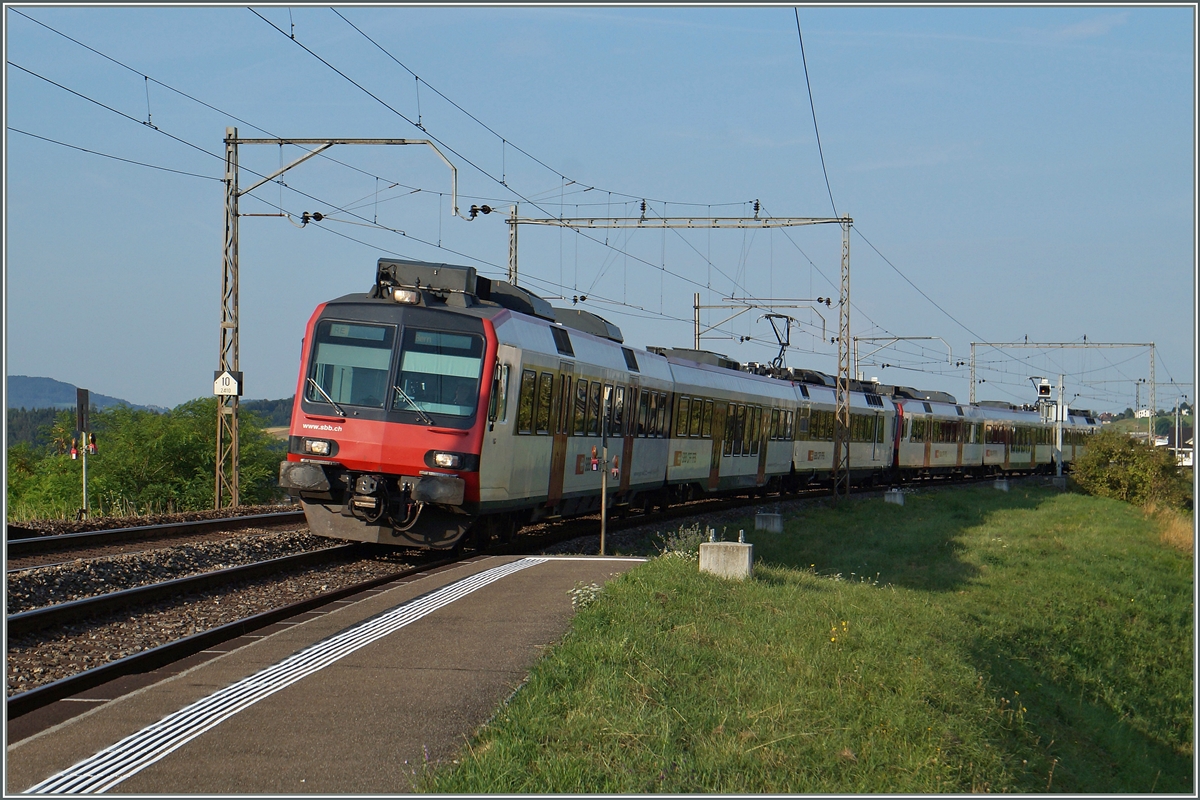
[620,382,636,495]
[891,402,903,469]
[547,362,573,508]
[754,406,768,486]
[923,417,932,468]
[708,399,725,490]
[871,411,880,463]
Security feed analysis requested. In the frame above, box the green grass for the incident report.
[427,485,1194,793]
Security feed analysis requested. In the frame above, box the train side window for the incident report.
[784,410,794,440]
[573,379,588,436]
[587,381,601,436]
[689,397,703,437]
[769,409,780,440]
[750,406,762,455]
[796,411,809,440]
[637,389,650,436]
[535,372,554,434]
[558,375,572,434]
[702,400,714,438]
[729,402,739,453]
[516,369,537,434]
[487,363,510,424]
[603,384,614,437]
[613,385,625,438]
[626,387,638,436]
[723,403,735,455]
[676,396,691,438]
[550,326,574,357]
[658,392,670,437]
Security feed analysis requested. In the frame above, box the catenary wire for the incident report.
[7,127,222,182]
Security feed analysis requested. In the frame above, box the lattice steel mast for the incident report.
[830,217,852,502]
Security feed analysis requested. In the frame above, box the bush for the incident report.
[1071,428,1191,509]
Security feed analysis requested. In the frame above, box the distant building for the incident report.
[1134,408,1153,419]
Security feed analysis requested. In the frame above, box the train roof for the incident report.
[362,257,988,409]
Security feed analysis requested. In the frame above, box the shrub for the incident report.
[1071,428,1191,509]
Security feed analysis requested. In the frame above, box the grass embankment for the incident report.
[429,485,1194,793]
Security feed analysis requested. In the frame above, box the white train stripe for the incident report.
[25,557,547,795]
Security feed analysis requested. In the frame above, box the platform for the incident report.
[6,554,644,794]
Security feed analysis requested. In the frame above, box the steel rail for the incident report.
[7,544,361,637]
[5,510,306,554]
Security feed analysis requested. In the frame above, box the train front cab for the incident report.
[279,297,496,548]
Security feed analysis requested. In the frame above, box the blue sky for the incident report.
[4,5,1195,413]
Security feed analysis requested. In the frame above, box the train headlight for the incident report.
[432,451,461,469]
[303,438,332,455]
[391,288,421,304]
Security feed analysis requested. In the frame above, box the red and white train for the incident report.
[279,259,1100,549]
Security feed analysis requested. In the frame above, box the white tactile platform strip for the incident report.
[25,557,548,794]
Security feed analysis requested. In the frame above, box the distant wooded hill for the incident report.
[5,376,294,448]
[6,375,163,413]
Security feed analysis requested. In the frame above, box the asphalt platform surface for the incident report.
[6,554,645,794]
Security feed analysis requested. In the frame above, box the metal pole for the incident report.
[694,293,701,350]
[831,216,852,502]
[508,205,518,285]
[216,126,240,509]
[600,403,608,556]
[81,432,88,518]
[1176,397,1181,462]
[1149,344,1156,445]
[1055,374,1063,477]
[970,344,976,404]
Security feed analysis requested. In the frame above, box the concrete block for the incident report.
[1051,476,1067,491]
[993,479,1010,492]
[884,489,904,506]
[699,542,753,581]
[755,513,782,532]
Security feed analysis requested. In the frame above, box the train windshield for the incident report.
[306,321,395,408]
[395,328,485,418]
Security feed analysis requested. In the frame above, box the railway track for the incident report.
[6,510,307,558]
[7,545,362,636]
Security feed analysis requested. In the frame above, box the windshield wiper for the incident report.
[307,378,346,417]
[393,384,435,425]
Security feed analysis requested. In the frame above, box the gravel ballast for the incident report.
[6,551,417,697]
[6,528,337,615]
